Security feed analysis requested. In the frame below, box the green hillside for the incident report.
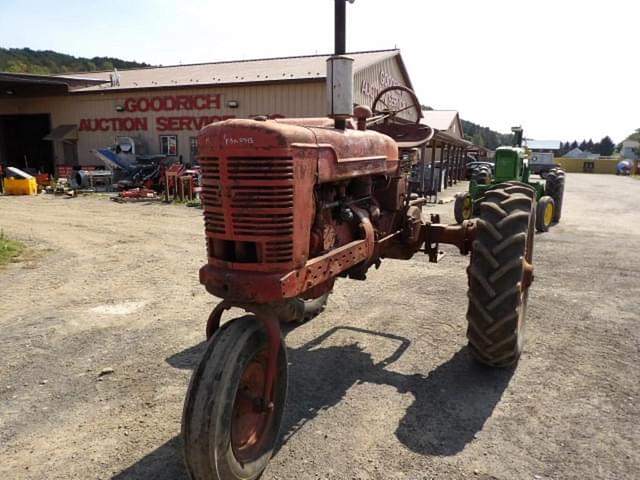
[461,119,513,150]
[0,47,152,74]
[623,129,640,143]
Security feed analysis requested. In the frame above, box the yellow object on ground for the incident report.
[3,177,38,195]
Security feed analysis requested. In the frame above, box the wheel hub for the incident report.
[463,195,473,219]
[544,202,554,226]
[231,350,274,463]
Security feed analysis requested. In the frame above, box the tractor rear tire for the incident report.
[465,182,536,367]
[535,196,555,232]
[545,168,565,222]
[276,292,331,323]
[183,315,288,480]
[454,192,472,224]
[472,167,492,185]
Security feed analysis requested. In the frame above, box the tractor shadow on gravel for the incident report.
[273,326,515,457]
[113,326,514,479]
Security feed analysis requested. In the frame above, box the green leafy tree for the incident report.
[461,119,512,150]
[471,133,484,147]
[598,136,615,156]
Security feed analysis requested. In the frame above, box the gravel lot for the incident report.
[0,173,638,480]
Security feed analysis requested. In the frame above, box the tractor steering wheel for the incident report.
[371,86,422,125]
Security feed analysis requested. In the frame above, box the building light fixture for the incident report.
[115,105,125,112]
[226,100,239,108]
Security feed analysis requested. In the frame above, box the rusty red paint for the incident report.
[198,117,478,306]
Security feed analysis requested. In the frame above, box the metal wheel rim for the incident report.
[463,195,473,219]
[230,349,275,463]
[544,202,554,226]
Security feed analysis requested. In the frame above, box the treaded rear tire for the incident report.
[472,167,492,185]
[182,315,288,480]
[545,168,565,222]
[466,182,536,367]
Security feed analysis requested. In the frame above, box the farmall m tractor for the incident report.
[181,4,537,480]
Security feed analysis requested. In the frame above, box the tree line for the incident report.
[557,137,615,156]
[461,118,619,157]
[622,129,640,144]
[461,119,513,150]
[0,47,151,74]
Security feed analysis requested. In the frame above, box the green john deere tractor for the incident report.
[454,127,565,232]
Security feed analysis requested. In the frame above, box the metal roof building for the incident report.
[0,49,419,174]
[62,50,411,93]
[523,140,562,151]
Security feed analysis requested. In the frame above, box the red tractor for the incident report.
[181,5,537,480]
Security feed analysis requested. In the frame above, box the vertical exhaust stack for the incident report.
[326,55,354,130]
[327,0,355,130]
[512,126,524,147]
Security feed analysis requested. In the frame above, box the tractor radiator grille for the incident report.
[264,240,294,263]
[200,156,220,180]
[204,212,225,234]
[227,157,294,181]
[230,186,294,209]
[201,155,295,264]
[201,157,224,234]
[231,213,294,236]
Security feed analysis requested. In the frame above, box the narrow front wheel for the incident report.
[182,315,288,480]
[535,195,555,232]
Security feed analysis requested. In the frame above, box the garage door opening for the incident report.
[0,114,54,174]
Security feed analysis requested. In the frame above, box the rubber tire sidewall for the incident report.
[472,167,491,185]
[299,292,330,321]
[545,168,565,222]
[535,196,555,232]
[278,292,331,323]
[182,315,288,480]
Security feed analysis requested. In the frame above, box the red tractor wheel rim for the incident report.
[231,350,274,463]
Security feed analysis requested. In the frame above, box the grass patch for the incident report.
[0,231,24,267]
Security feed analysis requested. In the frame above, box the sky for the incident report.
[0,0,637,142]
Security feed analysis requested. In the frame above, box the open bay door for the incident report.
[43,124,79,168]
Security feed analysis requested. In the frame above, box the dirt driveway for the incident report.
[1,173,638,480]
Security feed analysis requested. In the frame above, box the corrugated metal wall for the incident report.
[353,55,409,107]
